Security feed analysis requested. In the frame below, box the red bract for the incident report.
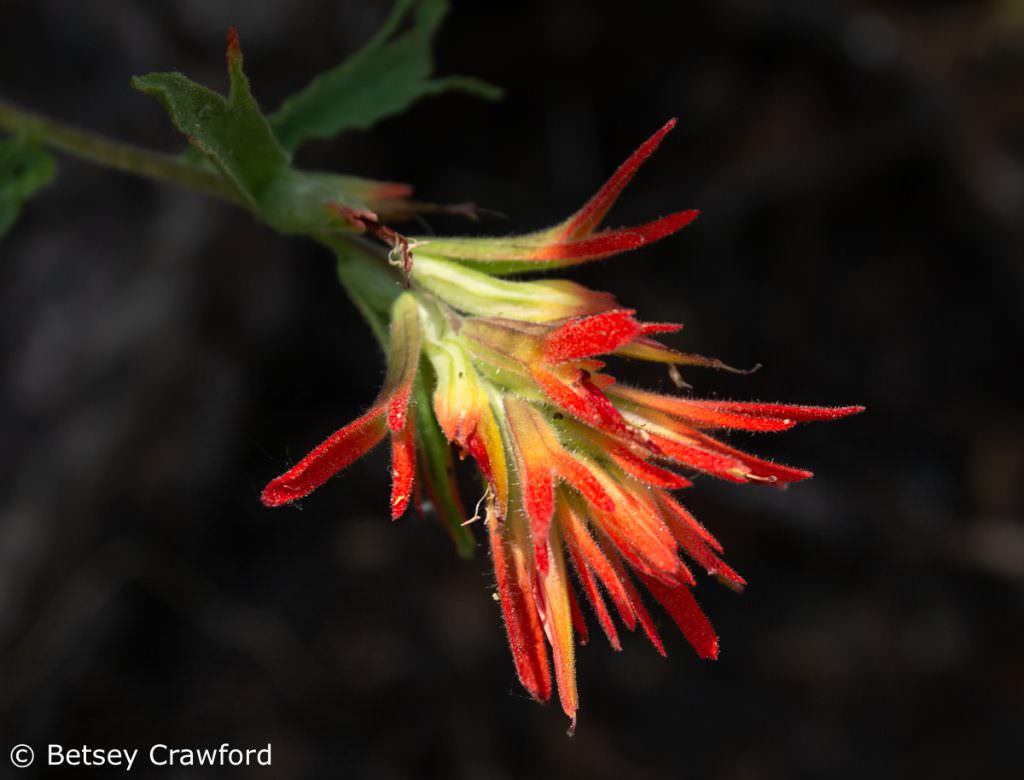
[262,121,864,732]
[261,292,422,518]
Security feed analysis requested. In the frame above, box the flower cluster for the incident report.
[261,120,862,731]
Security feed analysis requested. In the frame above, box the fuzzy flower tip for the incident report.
[261,121,864,732]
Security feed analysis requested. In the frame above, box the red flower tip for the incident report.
[631,209,700,244]
[259,484,292,508]
[261,404,388,508]
[569,588,589,646]
[639,573,720,660]
[529,210,699,266]
[542,309,643,364]
[387,388,412,433]
[554,118,679,241]
[640,321,683,336]
[531,366,630,437]
[390,420,416,520]
[680,401,866,423]
[464,428,495,483]
[488,508,554,705]
[606,445,694,489]
[226,27,241,66]
[530,230,646,263]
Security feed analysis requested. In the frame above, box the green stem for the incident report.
[0,96,402,319]
[0,97,241,204]
[0,96,406,367]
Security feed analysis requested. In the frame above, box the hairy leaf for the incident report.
[134,29,430,235]
[270,0,501,152]
[0,133,56,238]
[132,30,288,211]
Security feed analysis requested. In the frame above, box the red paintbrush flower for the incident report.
[261,120,863,732]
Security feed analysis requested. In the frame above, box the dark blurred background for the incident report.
[2,0,1022,777]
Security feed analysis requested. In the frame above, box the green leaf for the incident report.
[0,132,57,238]
[269,0,502,152]
[132,15,497,235]
[131,33,289,211]
[132,33,414,236]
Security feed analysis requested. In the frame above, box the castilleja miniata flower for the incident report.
[261,119,863,732]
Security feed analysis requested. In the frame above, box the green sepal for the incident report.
[414,366,475,559]
[407,232,641,276]
[410,253,616,320]
[0,132,57,238]
[329,237,404,346]
[270,0,501,153]
[410,234,569,276]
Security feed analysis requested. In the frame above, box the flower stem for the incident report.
[1,96,398,339]
[0,97,242,204]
